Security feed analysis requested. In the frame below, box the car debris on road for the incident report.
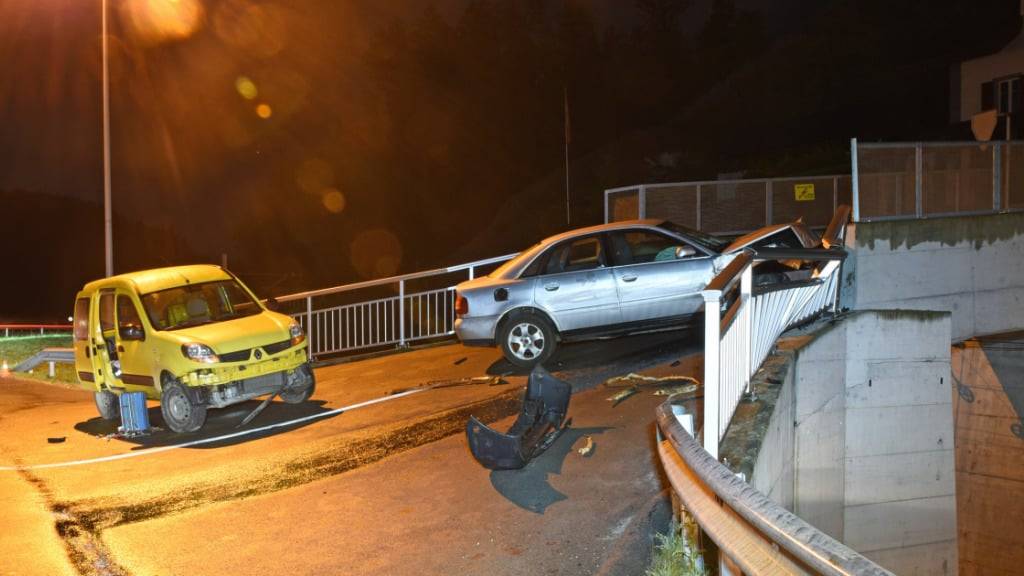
[466,366,571,470]
[604,373,700,389]
[603,373,701,406]
[576,436,595,457]
[607,387,638,407]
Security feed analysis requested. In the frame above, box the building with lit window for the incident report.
[953,3,1024,139]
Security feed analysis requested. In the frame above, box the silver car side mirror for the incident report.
[675,245,697,259]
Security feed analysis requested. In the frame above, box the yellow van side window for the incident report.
[117,296,143,331]
[73,298,90,341]
[99,293,115,332]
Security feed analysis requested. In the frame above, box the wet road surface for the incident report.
[0,330,699,576]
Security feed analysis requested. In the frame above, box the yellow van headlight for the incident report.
[289,323,305,347]
[181,343,220,364]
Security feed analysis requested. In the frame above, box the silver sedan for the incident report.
[454,218,815,367]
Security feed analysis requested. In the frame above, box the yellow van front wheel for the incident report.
[160,380,208,433]
[280,364,316,404]
[94,391,119,421]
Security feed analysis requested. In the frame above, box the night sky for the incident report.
[1,0,1019,321]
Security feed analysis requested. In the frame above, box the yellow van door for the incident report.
[92,290,124,390]
[72,296,98,390]
[114,292,156,396]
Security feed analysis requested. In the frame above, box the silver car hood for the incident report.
[722,222,818,254]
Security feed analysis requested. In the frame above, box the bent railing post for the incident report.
[702,287,723,459]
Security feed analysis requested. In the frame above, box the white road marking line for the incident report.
[0,388,425,471]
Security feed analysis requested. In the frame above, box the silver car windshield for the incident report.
[659,221,728,252]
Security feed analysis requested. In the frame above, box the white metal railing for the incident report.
[851,138,1024,222]
[273,254,517,358]
[701,249,844,458]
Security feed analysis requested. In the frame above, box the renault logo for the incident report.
[254,349,263,360]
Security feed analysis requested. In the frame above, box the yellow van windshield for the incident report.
[141,280,261,331]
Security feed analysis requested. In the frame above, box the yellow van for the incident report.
[72,265,314,433]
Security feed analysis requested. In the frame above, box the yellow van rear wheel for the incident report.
[160,380,207,433]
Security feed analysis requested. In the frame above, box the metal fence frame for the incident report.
[850,138,1024,222]
[274,254,517,358]
[604,174,850,233]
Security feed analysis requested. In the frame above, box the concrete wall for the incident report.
[792,321,848,540]
[841,312,957,576]
[950,339,1024,575]
[843,211,1024,342]
[750,310,958,575]
[750,358,795,510]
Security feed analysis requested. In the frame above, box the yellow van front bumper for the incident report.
[179,346,308,388]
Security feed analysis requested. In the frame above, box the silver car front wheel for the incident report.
[499,313,556,368]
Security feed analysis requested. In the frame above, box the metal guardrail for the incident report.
[11,348,75,376]
[700,249,845,458]
[851,138,1024,222]
[604,174,851,234]
[655,401,894,576]
[273,254,517,358]
[0,324,73,338]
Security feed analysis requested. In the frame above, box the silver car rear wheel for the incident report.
[499,313,556,368]
[509,322,545,360]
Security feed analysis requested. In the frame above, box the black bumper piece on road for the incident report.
[465,365,571,470]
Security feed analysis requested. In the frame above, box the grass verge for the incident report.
[0,335,77,384]
[646,518,709,576]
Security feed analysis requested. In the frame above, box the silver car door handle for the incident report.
[621,274,638,282]
[544,282,559,291]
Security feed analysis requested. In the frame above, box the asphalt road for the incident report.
[0,331,699,576]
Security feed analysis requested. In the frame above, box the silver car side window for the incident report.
[613,231,697,265]
[543,236,604,275]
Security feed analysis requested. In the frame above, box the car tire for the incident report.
[160,380,207,434]
[94,390,119,421]
[499,312,557,368]
[280,364,316,404]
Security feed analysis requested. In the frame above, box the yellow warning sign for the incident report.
[795,183,815,201]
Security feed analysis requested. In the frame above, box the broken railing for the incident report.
[273,254,516,358]
[655,402,893,576]
[701,248,845,459]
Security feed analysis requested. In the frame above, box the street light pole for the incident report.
[102,0,113,277]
